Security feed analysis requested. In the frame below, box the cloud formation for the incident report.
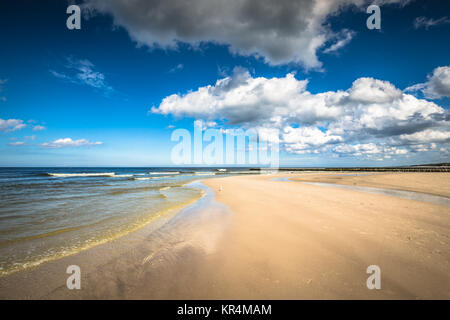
[399,129,450,144]
[405,66,450,99]
[50,58,113,95]
[84,0,409,68]
[414,16,450,29]
[323,29,355,54]
[33,125,46,132]
[152,66,449,160]
[334,143,408,157]
[41,138,103,148]
[0,118,26,132]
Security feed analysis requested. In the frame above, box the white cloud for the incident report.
[153,67,337,125]
[152,66,449,159]
[33,125,46,132]
[84,0,410,69]
[75,60,109,89]
[399,129,450,144]
[414,16,450,30]
[323,29,355,54]
[153,68,444,130]
[348,77,402,104]
[0,118,26,132]
[334,143,408,157]
[283,126,343,154]
[405,66,450,99]
[334,143,381,155]
[41,138,103,148]
[50,58,113,94]
[412,67,450,99]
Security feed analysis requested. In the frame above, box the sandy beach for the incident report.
[0,172,449,299]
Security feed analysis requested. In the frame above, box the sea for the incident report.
[0,167,255,276]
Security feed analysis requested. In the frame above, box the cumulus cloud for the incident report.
[152,66,449,160]
[399,129,450,144]
[405,66,450,99]
[414,16,450,30]
[50,58,113,95]
[153,67,335,125]
[0,118,26,132]
[347,77,402,103]
[283,126,343,154]
[40,138,103,148]
[83,0,410,68]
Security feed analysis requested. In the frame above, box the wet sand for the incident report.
[0,173,449,299]
[0,182,231,299]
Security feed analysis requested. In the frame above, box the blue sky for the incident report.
[0,0,449,167]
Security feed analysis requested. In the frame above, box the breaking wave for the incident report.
[148,171,180,175]
[47,172,116,178]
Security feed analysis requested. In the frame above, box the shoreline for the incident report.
[0,185,205,278]
[1,172,449,299]
[0,181,228,298]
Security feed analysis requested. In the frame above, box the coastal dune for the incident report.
[0,172,448,299]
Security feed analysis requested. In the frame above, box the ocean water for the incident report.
[0,167,254,276]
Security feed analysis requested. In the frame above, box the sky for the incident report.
[0,0,449,167]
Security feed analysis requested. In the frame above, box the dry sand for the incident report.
[290,172,450,197]
[203,173,450,299]
[0,172,449,299]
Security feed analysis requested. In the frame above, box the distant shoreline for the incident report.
[265,167,450,172]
